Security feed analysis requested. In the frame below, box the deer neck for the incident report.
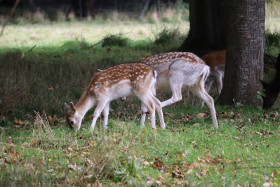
[75,90,95,119]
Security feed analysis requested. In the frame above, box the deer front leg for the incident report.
[102,102,110,129]
[90,100,109,132]
[161,81,183,107]
[140,102,148,127]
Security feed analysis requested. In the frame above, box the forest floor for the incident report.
[0,18,280,186]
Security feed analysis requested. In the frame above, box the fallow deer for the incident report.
[262,53,280,109]
[137,52,219,128]
[201,50,226,95]
[65,63,166,132]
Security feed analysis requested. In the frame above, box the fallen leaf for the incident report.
[193,123,200,127]
[156,181,162,186]
[197,112,207,118]
[191,162,200,168]
[142,161,151,166]
[164,112,176,118]
[94,179,103,187]
[14,118,24,125]
[4,158,11,164]
[22,142,30,147]
[85,158,93,167]
[172,171,185,179]
[68,164,77,170]
[201,170,207,176]
[47,85,53,91]
[195,172,202,179]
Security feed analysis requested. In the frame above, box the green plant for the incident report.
[265,29,280,55]
[101,34,130,47]
[154,27,184,45]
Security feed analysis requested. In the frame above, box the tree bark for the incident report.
[178,0,226,55]
[138,0,151,20]
[156,0,161,20]
[219,0,265,106]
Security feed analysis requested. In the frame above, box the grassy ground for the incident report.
[0,105,280,186]
[0,5,280,185]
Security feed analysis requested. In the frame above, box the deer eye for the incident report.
[70,121,74,125]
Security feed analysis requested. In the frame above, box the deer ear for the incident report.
[64,103,71,110]
[70,102,77,111]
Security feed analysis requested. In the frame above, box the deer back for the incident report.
[138,52,206,68]
[137,52,208,88]
[201,50,226,68]
[88,63,156,98]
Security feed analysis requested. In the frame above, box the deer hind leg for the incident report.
[135,92,156,129]
[202,78,214,108]
[161,78,183,107]
[191,86,218,129]
[102,102,110,129]
[150,94,166,129]
[216,75,223,95]
[90,99,109,132]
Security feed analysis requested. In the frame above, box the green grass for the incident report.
[0,106,280,186]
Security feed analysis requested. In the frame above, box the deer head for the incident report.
[64,102,83,130]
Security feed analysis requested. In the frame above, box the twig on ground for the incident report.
[24,44,37,54]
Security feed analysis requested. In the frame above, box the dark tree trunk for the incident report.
[219,0,265,106]
[69,0,94,18]
[156,0,161,20]
[114,0,118,11]
[138,0,151,20]
[21,0,35,7]
[178,0,226,55]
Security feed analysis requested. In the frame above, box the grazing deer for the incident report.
[201,50,226,95]
[262,53,280,109]
[65,63,165,132]
[137,52,218,128]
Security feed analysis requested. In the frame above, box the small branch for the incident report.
[24,44,37,54]
[0,0,20,38]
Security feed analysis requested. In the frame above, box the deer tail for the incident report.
[199,66,210,94]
